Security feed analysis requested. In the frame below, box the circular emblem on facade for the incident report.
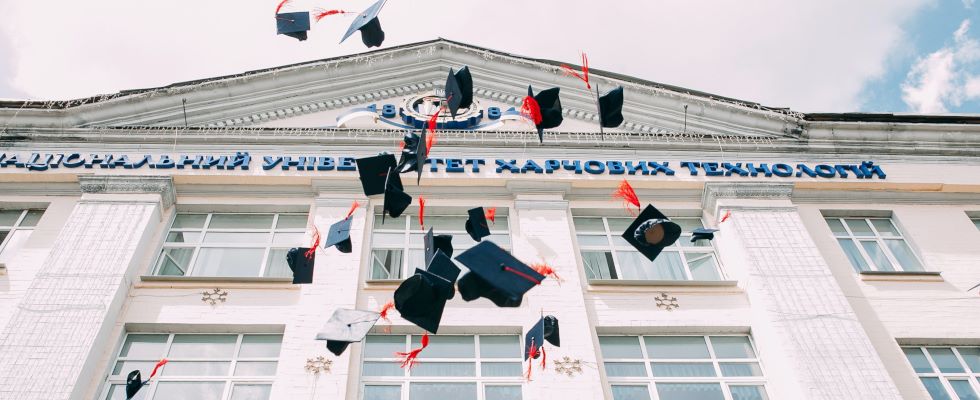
[399,93,484,130]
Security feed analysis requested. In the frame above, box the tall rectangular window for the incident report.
[0,209,44,265]
[153,213,308,278]
[599,335,769,400]
[103,333,282,400]
[825,217,924,272]
[361,334,524,400]
[573,216,722,281]
[903,345,980,400]
[370,213,510,280]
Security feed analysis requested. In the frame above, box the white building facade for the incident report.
[0,39,978,400]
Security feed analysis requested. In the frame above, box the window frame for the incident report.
[360,334,525,400]
[825,216,925,273]
[600,334,769,400]
[971,218,980,231]
[0,209,43,261]
[902,345,980,400]
[101,332,282,400]
[152,212,309,278]
[571,215,724,282]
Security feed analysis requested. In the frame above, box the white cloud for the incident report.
[901,19,980,112]
[0,0,931,112]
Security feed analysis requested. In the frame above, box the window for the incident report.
[370,213,511,280]
[972,218,980,231]
[153,213,308,278]
[103,333,282,400]
[361,334,524,400]
[0,209,43,265]
[573,216,722,281]
[599,335,768,400]
[825,217,924,272]
[903,346,980,400]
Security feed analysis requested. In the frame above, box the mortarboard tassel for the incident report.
[720,210,732,223]
[304,225,320,259]
[525,339,539,381]
[540,345,547,371]
[559,52,591,89]
[378,300,395,334]
[418,196,426,230]
[520,96,543,125]
[274,0,291,14]
[485,207,496,225]
[612,179,641,215]
[503,265,542,285]
[313,8,350,22]
[144,359,168,385]
[347,201,360,218]
[396,332,429,370]
[531,262,563,285]
[426,129,437,154]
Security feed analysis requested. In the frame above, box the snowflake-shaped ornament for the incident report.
[305,356,332,375]
[655,292,679,311]
[201,288,228,305]
[553,356,583,377]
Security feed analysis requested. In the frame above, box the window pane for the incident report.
[885,239,923,271]
[192,248,265,276]
[272,232,305,246]
[870,219,900,236]
[656,383,724,400]
[209,214,274,229]
[230,384,272,400]
[239,335,282,358]
[928,348,966,373]
[957,347,980,372]
[710,336,756,358]
[371,249,402,279]
[825,218,847,235]
[166,231,201,243]
[686,253,721,281]
[234,361,277,376]
[719,362,763,377]
[488,234,511,247]
[845,219,874,236]
[153,382,224,400]
[480,335,520,358]
[365,336,405,358]
[838,239,870,272]
[409,383,476,400]
[20,210,43,227]
[276,214,309,229]
[203,232,269,244]
[168,334,237,358]
[374,214,404,229]
[921,377,953,400]
[485,386,522,400]
[0,210,22,226]
[730,386,769,400]
[645,336,710,359]
[481,362,522,377]
[0,231,7,248]
[264,249,292,278]
[607,218,633,232]
[618,251,686,280]
[172,214,207,229]
[412,335,474,358]
[119,334,168,358]
[106,384,144,400]
[422,216,468,232]
[950,380,979,400]
[407,249,425,271]
[582,251,616,280]
[161,361,230,376]
[861,241,895,271]
[363,361,403,376]
[599,336,642,359]
[156,248,194,276]
[573,217,606,232]
[410,362,475,376]
[112,360,157,376]
[577,234,610,246]
[605,362,648,377]
[650,362,716,377]
[364,385,401,400]
[672,218,703,232]
[611,386,651,400]
[904,348,933,373]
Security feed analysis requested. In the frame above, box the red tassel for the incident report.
[559,52,591,89]
[148,359,168,379]
[525,340,538,381]
[378,300,395,334]
[720,210,732,223]
[427,107,441,134]
[531,262,563,285]
[304,225,320,259]
[396,333,429,370]
[346,201,360,218]
[540,346,547,370]
[418,196,426,230]
[313,9,349,22]
[503,266,542,285]
[520,96,543,125]
[426,130,436,154]
[274,0,291,14]
[484,207,496,224]
[612,179,641,215]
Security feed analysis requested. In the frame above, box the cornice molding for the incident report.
[701,182,794,211]
[78,175,176,208]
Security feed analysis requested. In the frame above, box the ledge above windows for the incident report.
[138,275,297,290]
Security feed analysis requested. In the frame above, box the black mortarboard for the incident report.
[382,167,412,223]
[621,205,681,262]
[454,241,544,308]
[396,131,427,184]
[455,67,474,109]
[393,273,448,334]
[126,370,143,399]
[424,227,454,265]
[464,207,491,242]
[444,67,473,118]
[286,247,315,284]
[691,228,720,243]
[417,250,460,300]
[340,0,386,48]
[324,217,353,253]
[598,86,625,128]
[529,86,563,143]
[276,12,311,41]
[524,315,560,360]
[315,308,381,356]
[356,154,398,196]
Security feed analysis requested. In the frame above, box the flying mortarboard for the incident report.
[621,205,681,262]
[464,207,491,242]
[690,228,720,243]
[424,227,454,265]
[393,274,447,334]
[524,315,560,360]
[598,86,625,128]
[276,12,311,41]
[526,86,563,143]
[286,247,315,284]
[324,217,354,253]
[315,308,381,356]
[417,250,461,300]
[443,67,474,118]
[382,167,412,223]
[396,131,427,184]
[356,154,399,196]
[126,359,167,399]
[340,0,387,48]
[455,67,473,109]
[454,241,545,308]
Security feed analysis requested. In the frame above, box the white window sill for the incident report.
[859,270,943,282]
[137,275,297,289]
[365,279,404,288]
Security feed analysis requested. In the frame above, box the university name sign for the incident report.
[0,152,887,179]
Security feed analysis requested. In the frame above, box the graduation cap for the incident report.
[424,227,454,265]
[382,167,412,223]
[340,0,386,48]
[276,12,311,41]
[444,67,474,118]
[455,241,545,308]
[286,247,315,284]
[396,130,427,184]
[315,308,381,356]
[126,359,167,399]
[598,86,624,128]
[417,250,460,300]
[393,258,456,334]
[621,205,681,262]
[324,217,353,253]
[690,228,719,243]
[356,154,399,196]
[464,207,491,242]
[523,86,563,143]
[524,315,560,360]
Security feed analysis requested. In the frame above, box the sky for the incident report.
[0,0,976,114]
